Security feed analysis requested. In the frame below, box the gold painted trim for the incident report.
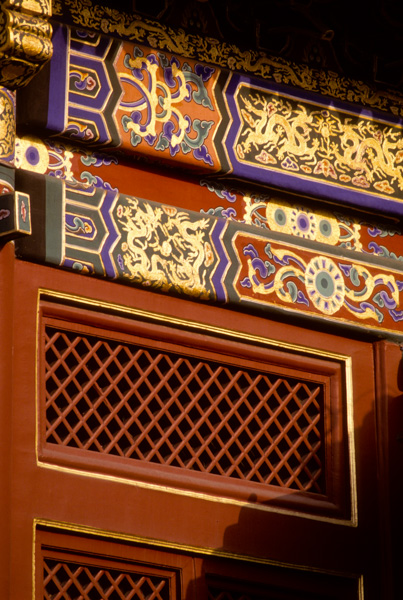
[37,460,354,526]
[62,27,71,131]
[359,574,365,600]
[35,288,358,527]
[345,357,358,528]
[37,288,351,359]
[61,178,66,261]
[33,518,364,580]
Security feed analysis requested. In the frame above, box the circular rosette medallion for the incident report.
[289,207,317,239]
[305,257,345,315]
[266,201,292,234]
[15,136,49,173]
[315,214,339,245]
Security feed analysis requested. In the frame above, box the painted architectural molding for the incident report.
[14,172,403,339]
[13,135,403,263]
[17,24,403,217]
[51,0,403,119]
[18,26,224,173]
[9,11,403,340]
[0,0,53,89]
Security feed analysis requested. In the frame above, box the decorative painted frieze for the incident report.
[17,23,403,217]
[230,232,403,330]
[14,136,403,263]
[18,25,224,173]
[225,77,403,213]
[51,0,403,119]
[14,173,403,338]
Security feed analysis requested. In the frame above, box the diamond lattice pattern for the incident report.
[43,558,170,600]
[44,326,325,493]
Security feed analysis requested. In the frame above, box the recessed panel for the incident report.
[38,298,351,519]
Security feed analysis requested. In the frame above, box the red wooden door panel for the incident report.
[37,298,350,519]
[1,251,394,598]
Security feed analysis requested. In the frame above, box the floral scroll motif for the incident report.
[236,89,403,197]
[240,242,403,323]
[119,48,215,165]
[115,198,216,299]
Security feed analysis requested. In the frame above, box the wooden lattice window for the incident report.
[43,558,170,600]
[44,326,325,493]
[39,301,349,517]
[35,528,360,600]
[37,529,187,600]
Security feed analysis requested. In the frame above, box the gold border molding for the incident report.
[0,0,52,89]
[33,519,364,600]
[33,518,365,580]
[53,0,403,118]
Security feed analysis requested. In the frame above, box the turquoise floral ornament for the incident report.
[305,257,345,315]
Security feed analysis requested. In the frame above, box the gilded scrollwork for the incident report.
[118,48,215,164]
[0,1,52,88]
[1,10,52,62]
[0,87,15,159]
[4,1,52,18]
[52,1,62,16]
[58,0,403,117]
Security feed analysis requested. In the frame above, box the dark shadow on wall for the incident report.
[183,345,403,600]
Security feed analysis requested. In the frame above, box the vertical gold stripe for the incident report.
[346,357,358,526]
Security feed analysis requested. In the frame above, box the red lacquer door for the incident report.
[1,247,400,599]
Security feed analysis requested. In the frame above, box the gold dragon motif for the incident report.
[331,120,403,190]
[237,94,319,164]
[237,89,403,196]
[117,199,214,298]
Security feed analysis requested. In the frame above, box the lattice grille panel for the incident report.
[44,326,326,493]
[43,558,170,600]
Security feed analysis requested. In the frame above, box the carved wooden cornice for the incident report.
[0,0,53,89]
